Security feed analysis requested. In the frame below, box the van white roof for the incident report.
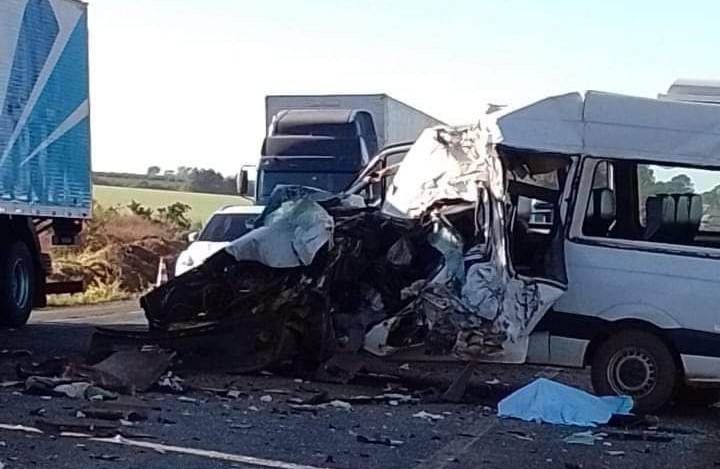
[492,91,720,168]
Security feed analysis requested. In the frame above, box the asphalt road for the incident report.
[0,302,717,469]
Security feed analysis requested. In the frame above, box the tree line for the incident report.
[93,166,245,196]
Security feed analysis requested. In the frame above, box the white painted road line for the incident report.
[0,424,334,469]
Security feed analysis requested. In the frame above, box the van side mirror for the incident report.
[237,170,250,196]
[187,231,198,243]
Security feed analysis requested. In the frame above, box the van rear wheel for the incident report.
[591,330,679,414]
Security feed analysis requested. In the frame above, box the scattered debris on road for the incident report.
[563,430,606,446]
[81,403,149,422]
[605,450,626,457]
[501,429,534,442]
[157,372,185,393]
[412,411,445,422]
[603,430,675,443]
[82,348,175,393]
[289,400,353,413]
[356,434,405,447]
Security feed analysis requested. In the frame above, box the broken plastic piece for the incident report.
[356,435,404,447]
[54,382,92,399]
[563,430,605,446]
[412,411,445,422]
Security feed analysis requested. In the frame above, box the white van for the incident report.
[365,91,720,412]
[499,91,720,412]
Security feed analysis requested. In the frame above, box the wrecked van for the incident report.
[141,91,720,413]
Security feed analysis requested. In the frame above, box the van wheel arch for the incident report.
[584,319,683,370]
[586,322,684,413]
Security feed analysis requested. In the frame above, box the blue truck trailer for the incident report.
[0,0,91,326]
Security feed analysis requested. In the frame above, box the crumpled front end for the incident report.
[140,126,564,371]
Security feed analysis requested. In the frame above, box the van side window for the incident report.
[637,164,720,246]
[582,160,720,248]
[582,161,617,237]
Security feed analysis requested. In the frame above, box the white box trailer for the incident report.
[265,94,445,149]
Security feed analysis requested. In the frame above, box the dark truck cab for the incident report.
[242,109,378,204]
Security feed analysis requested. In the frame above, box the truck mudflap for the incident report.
[139,126,566,371]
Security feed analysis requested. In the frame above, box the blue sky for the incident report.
[89,0,718,176]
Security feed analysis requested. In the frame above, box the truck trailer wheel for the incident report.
[591,329,679,414]
[0,241,35,327]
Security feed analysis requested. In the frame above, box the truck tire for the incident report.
[0,241,35,327]
[591,329,679,414]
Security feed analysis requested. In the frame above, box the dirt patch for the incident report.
[52,237,186,293]
[50,210,187,294]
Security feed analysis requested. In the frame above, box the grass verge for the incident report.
[47,279,133,307]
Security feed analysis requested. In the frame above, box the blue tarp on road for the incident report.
[497,378,633,427]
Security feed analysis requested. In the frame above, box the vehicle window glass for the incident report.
[638,164,720,233]
[515,171,559,190]
[277,123,356,137]
[357,112,378,156]
[528,199,554,225]
[511,171,558,226]
[582,161,617,237]
[199,214,256,242]
[592,160,612,189]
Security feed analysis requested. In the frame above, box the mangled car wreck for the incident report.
[140,125,565,376]
[137,91,720,413]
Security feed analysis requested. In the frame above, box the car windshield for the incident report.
[198,213,256,242]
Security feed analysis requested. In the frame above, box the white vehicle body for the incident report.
[659,78,720,104]
[265,94,445,150]
[488,91,720,382]
[372,91,720,411]
[175,205,263,277]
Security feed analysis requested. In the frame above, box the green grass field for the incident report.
[93,185,251,225]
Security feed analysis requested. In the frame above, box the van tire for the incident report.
[591,330,679,414]
[0,241,35,327]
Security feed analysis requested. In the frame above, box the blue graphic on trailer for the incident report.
[0,0,90,211]
[0,0,58,153]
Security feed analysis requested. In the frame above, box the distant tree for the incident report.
[638,165,694,199]
[163,169,176,179]
[176,166,191,180]
[183,168,234,194]
[146,166,161,177]
[223,174,238,195]
[703,184,720,209]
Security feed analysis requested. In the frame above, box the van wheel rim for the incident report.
[12,258,30,308]
[607,348,657,398]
